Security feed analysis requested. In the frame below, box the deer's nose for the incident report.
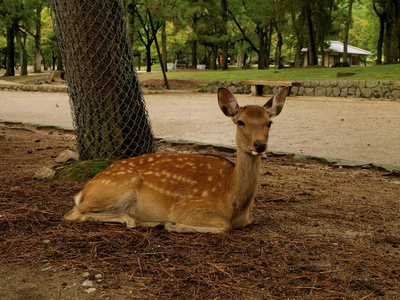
[254,140,266,153]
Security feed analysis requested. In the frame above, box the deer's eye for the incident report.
[237,120,245,126]
[267,121,273,128]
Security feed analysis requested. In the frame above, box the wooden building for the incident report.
[302,41,372,67]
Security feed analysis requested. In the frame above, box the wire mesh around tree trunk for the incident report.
[50,0,156,160]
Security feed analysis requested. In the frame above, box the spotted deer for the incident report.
[64,87,289,233]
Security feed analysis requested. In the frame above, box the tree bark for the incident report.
[50,0,156,159]
[221,0,228,70]
[16,28,28,76]
[343,0,354,63]
[275,25,283,69]
[161,21,167,72]
[34,3,42,73]
[4,23,16,77]
[291,3,305,67]
[373,1,386,65]
[191,40,197,69]
[386,0,400,63]
[303,1,318,66]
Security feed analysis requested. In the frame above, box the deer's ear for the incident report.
[218,88,239,117]
[263,87,289,118]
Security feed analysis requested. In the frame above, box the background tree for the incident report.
[289,1,306,67]
[0,0,22,76]
[302,0,318,65]
[343,0,354,63]
[372,0,386,64]
[372,0,400,64]
[50,0,156,159]
[221,0,229,69]
[129,1,162,72]
[230,0,274,69]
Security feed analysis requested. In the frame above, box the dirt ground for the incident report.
[1,123,400,299]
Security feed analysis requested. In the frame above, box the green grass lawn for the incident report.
[138,64,400,82]
[0,64,398,83]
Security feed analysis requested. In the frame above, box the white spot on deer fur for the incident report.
[202,191,208,197]
[129,162,135,167]
[117,171,126,175]
[219,169,224,175]
[121,160,127,164]
[74,191,83,205]
[148,157,154,162]
[207,164,212,169]
[207,176,213,181]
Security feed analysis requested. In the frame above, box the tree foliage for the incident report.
[0,0,399,75]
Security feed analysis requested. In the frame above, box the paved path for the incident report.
[0,90,399,166]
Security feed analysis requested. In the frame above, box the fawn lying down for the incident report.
[65,87,288,233]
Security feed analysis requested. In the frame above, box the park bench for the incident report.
[175,60,187,69]
[242,80,301,96]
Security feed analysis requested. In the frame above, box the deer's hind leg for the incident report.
[165,206,232,234]
[64,189,139,228]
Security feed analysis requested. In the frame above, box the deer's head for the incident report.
[218,87,288,156]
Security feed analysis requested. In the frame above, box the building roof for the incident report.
[302,41,372,55]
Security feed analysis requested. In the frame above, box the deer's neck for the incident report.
[232,151,262,210]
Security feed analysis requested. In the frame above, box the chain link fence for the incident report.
[50,0,157,160]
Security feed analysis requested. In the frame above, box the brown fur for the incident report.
[64,87,289,233]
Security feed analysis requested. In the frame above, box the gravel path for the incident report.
[0,90,399,166]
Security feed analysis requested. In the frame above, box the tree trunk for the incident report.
[190,11,198,69]
[191,40,197,69]
[257,25,268,69]
[56,48,63,70]
[343,0,353,63]
[16,28,28,76]
[161,21,167,72]
[383,19,392,63]
[146,44,152,72]
[34,3,42,73]
[4,24,16,77]
[275,26,283,69]
[221,0,228,70]
[386,0,400,64]
[211,45,218,70]
[304,1,318,66]
[294,35,304,67]
[376,14,385,64]
[236,40,243,70]
[50,0,156,159]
